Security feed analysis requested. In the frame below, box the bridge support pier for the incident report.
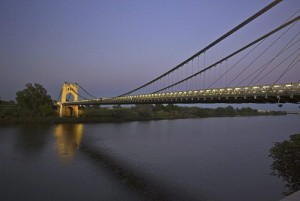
[59,105,79,117]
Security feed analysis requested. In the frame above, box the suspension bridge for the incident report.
[57,0,300,117]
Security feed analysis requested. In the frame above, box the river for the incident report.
[0,115,299,201]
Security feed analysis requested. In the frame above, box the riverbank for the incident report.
[0,105,286,124]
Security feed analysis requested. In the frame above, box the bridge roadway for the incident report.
[62,82,300,106]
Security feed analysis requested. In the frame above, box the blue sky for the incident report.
[0,0,299,110]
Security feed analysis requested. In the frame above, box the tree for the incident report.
[133,104,154,119]
[269,134,300,195]
[153,104,165,112]
[16,83,53,116]
[164,104,179,112]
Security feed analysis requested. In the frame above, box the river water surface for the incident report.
[0,115,299,201]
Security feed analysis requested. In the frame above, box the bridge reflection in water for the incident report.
[54,124,83,163]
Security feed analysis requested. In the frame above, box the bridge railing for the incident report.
[104,82,299,103]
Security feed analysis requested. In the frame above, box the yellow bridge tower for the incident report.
[58,82,79,117]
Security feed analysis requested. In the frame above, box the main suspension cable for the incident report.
[70,88,88,100]
[57,90,62,102]
[226,21,297,87]
[117,0,283,97]
[249,32,300,85]
[254,47,300,85]
[152,16,300,94]
[272,53,300,84]
[76,83,98,99]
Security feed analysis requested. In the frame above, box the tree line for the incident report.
[80,104,285,122]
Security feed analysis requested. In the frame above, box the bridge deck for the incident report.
[62,82,300,106]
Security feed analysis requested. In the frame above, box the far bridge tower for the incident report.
[58,82,79,117]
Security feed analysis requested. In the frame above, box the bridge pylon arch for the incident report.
[59,82,79,117]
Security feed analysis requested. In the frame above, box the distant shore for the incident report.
[0,104,287,125]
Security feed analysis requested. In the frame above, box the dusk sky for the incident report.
[1,0,299,110]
